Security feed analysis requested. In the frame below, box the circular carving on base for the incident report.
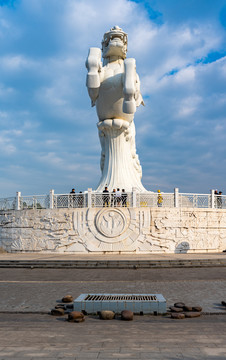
[95,209,128,239]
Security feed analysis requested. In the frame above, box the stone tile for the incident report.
[139,353,166,359]
[72,352,99,359]
[98,352,139,359]
[203,347,226,357]
[120,348,142,352]
[182,357,205,360]
[0,358,34,360]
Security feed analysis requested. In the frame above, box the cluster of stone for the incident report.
[50,294,75,318]
[98,309,134,321]
[50,294,139,322]
[168,302,202,319]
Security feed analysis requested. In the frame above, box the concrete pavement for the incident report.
[1,254,226,359]
[1,313,226,359]
[0,267,226,314]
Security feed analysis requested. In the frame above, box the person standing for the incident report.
[218,191,223,209]
[214,190,218,208]
[70,188,76,207]
[121,189,127,207]
[157,189,163,207]
[102,186,110,207]
[116,188,121,207]
[111,189,117,207]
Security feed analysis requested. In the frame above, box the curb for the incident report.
[0,311,225,315]
[0,259,226,269]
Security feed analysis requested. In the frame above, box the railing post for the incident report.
[88,188,92,208]
[16,192,21,210]
[174,187,179,208]
[49,189,54,209]
[210,189,215,209]
[132,187,137,208]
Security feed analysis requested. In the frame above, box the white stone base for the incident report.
[0,207,226,253]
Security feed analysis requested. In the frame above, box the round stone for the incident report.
[171,313,185,319]
[174,302,185,308]
[51,308,65,316]
[192,306,202,312]
[68,311,85,322]
[184,312,201,318]
[169,306,184,313]
[121,310,133,321]
[62,295,73,303]
[98,310,115,320]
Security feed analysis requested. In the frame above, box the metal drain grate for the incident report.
[74,293,166,314]
[84,295,158,301]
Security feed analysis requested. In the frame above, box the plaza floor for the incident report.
[0,313,226,359]
[0,254,226,359]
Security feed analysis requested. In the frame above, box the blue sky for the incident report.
[0,0,226,197]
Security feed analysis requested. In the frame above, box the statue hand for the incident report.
[86,47,102,89]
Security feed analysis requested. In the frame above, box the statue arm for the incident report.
[135,73,145,107]
[123,58,137,114]
[85,47,102,106]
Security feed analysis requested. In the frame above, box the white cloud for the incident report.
[0,134,16,154]
[0,83,15,97]
[0,55,38,71]
[0,0,226,196]
[177,95,202,117]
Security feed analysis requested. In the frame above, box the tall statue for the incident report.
[86,26,146,192]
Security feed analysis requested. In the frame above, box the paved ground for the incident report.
[0,267,226,314]
[1,313,226,359]
[1,258,226,359]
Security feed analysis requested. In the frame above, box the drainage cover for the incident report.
[74,293,166,314]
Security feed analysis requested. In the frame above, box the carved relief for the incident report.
[95,209,127,238]
[1,208,226,253]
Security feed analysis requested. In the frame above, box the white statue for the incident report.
[86,26,146,192]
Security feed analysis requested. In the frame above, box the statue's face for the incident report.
[102,33,127,59]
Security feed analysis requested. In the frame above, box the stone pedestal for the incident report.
[0,207,226,253]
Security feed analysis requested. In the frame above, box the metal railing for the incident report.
[53,193,87,208]
[137,193,174,208]
[179,193,210,208]
[91,192,133,208]
[0,189,226,211]
[21,195,50,210]
[0,197,16,210]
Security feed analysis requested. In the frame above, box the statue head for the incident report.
[102,26,127,59]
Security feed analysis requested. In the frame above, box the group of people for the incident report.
[215,190,223,209]
[67,188,224,210]
[103,187,127,207]
[70,188,83,207]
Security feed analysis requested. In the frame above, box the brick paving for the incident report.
[0,279,226,314]
[1,267,226,314]
[0,314,226,359]
[1,257,226,359]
